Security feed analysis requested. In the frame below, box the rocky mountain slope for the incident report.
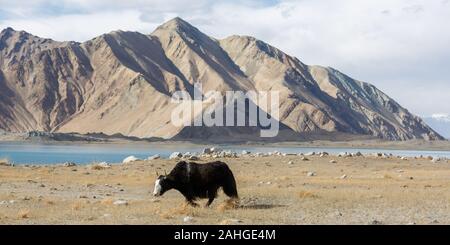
[0,18,443,141]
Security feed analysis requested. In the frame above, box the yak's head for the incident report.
[153,175,173,197]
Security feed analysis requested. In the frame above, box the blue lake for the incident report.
[1,142,450,165]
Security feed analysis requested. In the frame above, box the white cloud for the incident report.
[0,0,449,116]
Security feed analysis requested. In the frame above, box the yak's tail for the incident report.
[223,166,239,199]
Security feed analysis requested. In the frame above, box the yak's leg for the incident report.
[185,198,199,207]
[205,189,218,207]
[205,196,215,207]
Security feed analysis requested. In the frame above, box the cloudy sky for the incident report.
[0,0,449,118]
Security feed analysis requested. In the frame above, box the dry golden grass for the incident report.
[71,201,84,211]
[298,190,319,199]
[383,174,393,179]
[217,198,239,212]
[100,198,114,206]
[18,209,30,219]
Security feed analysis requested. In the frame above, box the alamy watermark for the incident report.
[171,83,280,137]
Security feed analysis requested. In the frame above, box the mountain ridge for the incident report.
[0,18,444,141]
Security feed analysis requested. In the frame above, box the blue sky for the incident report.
[0,0,449,118]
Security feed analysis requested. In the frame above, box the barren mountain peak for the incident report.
[155,17,197,33]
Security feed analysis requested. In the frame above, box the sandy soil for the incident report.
[1,154,450,225]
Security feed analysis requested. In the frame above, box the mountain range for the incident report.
[0,17,444,141]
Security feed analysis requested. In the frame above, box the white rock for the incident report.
[431,157,441,163]
[169,152,183,160]
[202,148,213,154]
[210,147,221,153]
[287,161,294,165]
[340,174,347,179]
[147,154,160,160]
[63,162,76,167]
[330,160,337,163]
[338,152,348,157]
[123,156,139,164]
[301,157,309,161]
[241,150,251,155]
[183,216,194,223]
[304,152,315,156]
[97,162,111,168]
[113,200,128,206]
[307,172,316,177]
[188,156,199,161]
[401,156,408,161]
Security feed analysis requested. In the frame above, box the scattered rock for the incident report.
[319,152,329,157]
[183,216,194,223]
[63,162,76,167]
[338,152,349,157]
[113,200,128,206]
[340,174,347,179]
[431,157,441,163]
[93,162,111,169]
[301,157,309,161]
[287,161,294,165]
[330,160,337,164]
[307,172,316,177]
[188,156,199,161]
[169,152,183,160]
[304,152,315,156]
[241,150,251,155]
[400,157,408,161]
[79,195,88,199]
[354,152,363,157]
[147,154,161,160]
[123,156,140,164]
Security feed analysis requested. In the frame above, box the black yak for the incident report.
[153,161,238,207]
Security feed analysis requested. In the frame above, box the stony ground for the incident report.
[1,154,450,225]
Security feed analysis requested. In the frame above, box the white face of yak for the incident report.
[153,178,162,196]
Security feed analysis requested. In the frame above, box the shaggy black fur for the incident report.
[153,161,238,207]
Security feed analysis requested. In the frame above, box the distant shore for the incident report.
[1,131,449,152]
